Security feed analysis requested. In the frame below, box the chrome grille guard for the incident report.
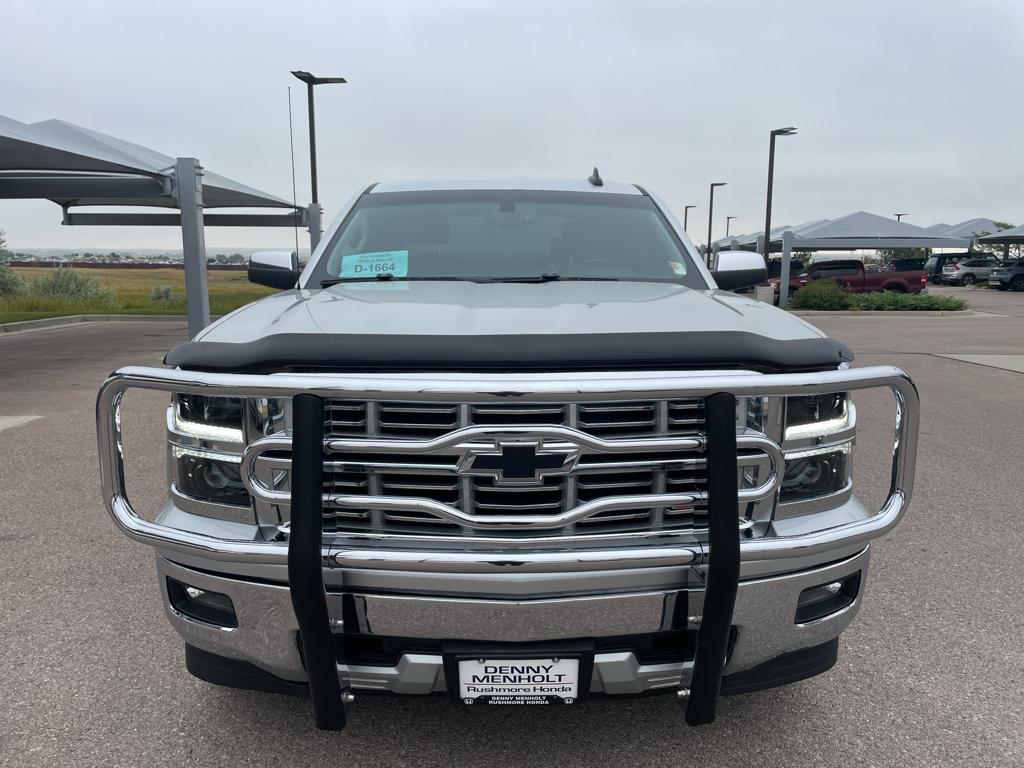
[97,364,918,568]
[96,364,918,731]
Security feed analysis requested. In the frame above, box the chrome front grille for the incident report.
[318,399,708,538]
[327,400,702,439]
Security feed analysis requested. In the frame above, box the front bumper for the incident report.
[159,545,869,696]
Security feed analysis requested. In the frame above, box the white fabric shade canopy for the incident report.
[0,114,292,209]
[770,211,969,250]
[976,223,1024,244]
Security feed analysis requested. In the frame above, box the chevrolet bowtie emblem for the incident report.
[458,440,581,486]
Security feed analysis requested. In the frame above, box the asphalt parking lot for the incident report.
[1,297,1023,767]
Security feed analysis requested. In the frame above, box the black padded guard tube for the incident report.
[288,394,346,730]
[164,331,853,375]
[685,392,741,726]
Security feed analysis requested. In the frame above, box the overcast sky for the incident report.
[3,0,1023,251]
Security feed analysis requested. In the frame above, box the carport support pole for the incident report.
[307,202,323,252]
[778,230,794,308]
[175,157,210,339]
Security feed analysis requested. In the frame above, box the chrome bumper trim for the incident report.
[158,547,869,689]
[339,652,692,696]
[336,591,677,642]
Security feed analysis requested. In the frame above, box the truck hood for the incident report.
[169,281,851,373]
[198,281,827,343]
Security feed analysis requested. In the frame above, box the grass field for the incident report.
[0,267,276,324]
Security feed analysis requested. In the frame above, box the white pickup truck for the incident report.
[97,175,918,729]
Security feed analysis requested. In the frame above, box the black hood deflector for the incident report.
[164,332,853,374]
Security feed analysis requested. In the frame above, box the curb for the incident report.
[790,309,975,317]
[1,314,195,334]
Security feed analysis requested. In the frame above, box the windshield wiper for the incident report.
[481,274,620,283]
[320,273,621,287]
[320,274,486,287]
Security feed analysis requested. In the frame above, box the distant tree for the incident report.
[0,229,12,262]
[971,222,1020,260]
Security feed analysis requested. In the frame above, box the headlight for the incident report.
[784,393,850,440]
[780,443,851,502]
[167,395,287,519]
[777,391,855,518]
[172,447,249,506]
[174,395,244,442]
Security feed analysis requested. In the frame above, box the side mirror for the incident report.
[248,250,299,289]
[711,250,767,291]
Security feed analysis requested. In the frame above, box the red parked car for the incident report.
[770,259,926,300]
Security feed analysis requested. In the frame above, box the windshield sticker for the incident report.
[669,261,687,275]
[339,250,409,278]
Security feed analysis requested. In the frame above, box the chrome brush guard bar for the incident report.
[96,364,919,570]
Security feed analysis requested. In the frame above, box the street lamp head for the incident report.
[291,70,348,85]
[772,126,798,136]
[894,212,909,220]
[710,182,726,189]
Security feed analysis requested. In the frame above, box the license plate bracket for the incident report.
[442,640,595,705]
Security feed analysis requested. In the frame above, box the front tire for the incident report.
[962,274,976,286]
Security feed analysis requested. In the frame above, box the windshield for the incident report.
[309,190,706,287]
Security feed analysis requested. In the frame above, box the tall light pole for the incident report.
[725,216,738,237]
[683,205,697,232]
[762,126,797,263]
[894,213,908,221]
[291,70,347,206]
[706,183,726,265]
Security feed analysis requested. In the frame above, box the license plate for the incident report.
[457,657,580,705]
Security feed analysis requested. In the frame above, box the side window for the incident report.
[815,266,856,278]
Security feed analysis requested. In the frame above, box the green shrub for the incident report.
[788,279,968,311]
[787,280,853,310]
[30,266,113,302]
[851,292,967,311]
[150,284,173,302]
[0,261,26,297]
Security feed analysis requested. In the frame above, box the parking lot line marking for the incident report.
[936,354,1024,375]
[0,415,41,432]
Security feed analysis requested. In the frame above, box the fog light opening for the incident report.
[167,577,238,628]
[795,571,861,624]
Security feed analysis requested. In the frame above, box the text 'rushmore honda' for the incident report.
[97,174,918,729]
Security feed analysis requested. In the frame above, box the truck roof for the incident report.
[370,177,643,195]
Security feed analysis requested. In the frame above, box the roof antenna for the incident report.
[588,167,603,187]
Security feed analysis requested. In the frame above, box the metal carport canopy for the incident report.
[0,114,313,337]
[772,211,970,250]
[0,115,296,210]
[977,223,1024,245]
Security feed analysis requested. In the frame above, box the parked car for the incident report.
[924,253,963,284]
[95,176,920,730]
[988,258,1024,291]
[771,259,926,300]
[941,257,998,286]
